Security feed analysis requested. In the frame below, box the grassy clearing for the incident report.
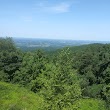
[70,98,107,110]
[0,82,45,110]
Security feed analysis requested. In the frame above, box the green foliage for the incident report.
[0,82,107,110]
[0,38,110,109]
[13,50,48,87]
[71,44,110,100]
[102,84,110,109]
[31,48,81,110]
[83,84,103,98]
[0,37,16,51]
[0,81,45,110]
[70,98,107,110]
[0,37,22,82]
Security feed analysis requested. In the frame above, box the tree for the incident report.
[102,84,110,108]
[13,50,48,87]
[32,48,81,110]
[0,37,22,82]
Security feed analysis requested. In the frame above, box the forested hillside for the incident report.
[0,37,110,110]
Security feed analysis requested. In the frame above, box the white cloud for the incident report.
[49,3,71,13]
[36,2,72,13]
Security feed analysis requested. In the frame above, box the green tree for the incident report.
[13,50,48,87]
[0,37,22,82]
[102,84,110,109]
[32,48,81,110]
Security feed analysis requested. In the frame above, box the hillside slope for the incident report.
[0,82,107,110]
[0,82,45,110]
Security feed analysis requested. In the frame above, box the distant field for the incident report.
[13,38,110,51]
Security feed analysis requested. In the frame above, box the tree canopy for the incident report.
[0,37,109,110]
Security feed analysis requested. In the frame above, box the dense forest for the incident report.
[0,37,110,110]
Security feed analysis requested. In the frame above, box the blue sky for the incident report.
[0,0,110,41]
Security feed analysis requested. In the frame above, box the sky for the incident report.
[0,0,110,41]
